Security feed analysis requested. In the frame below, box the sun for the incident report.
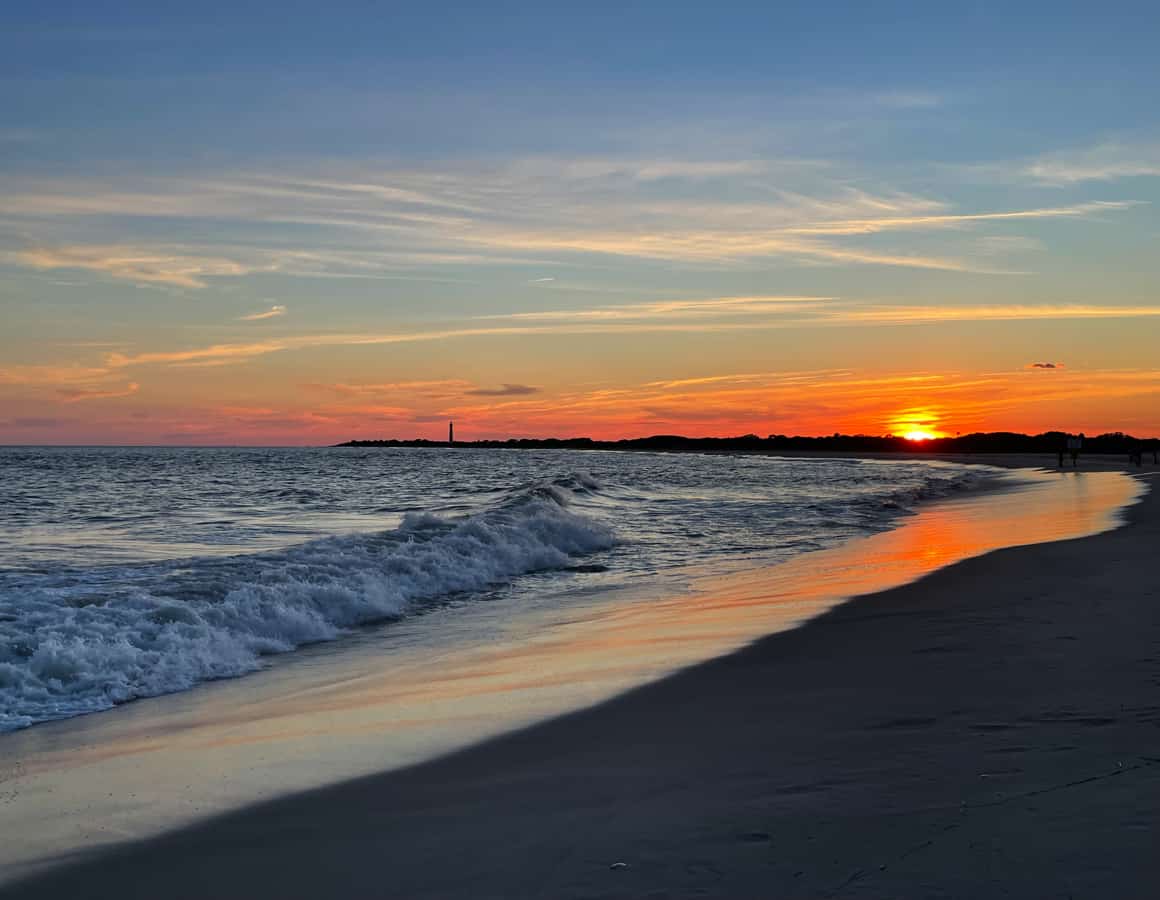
[890,407,945,442]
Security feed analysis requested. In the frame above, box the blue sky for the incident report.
[4,2,1158,165]
[1,1,1158,443]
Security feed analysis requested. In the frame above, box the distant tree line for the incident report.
[336,431,1159,454]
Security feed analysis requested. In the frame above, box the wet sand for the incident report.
[3,460,1158,898]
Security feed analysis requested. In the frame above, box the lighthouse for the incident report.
[448,420,454,445]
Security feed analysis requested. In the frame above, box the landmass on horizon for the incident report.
[337,430,1160,456]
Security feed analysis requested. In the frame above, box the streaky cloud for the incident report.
[100,323,781,369]
[838,304,1160,324]
[464,384,541,397]
[240,305,287,321]
[780,201,1140,236]
[7,245,263,288]
[1,161,1139,280]
[95,303,1160,373]
[478,296,832,321]
[0,364,115,386]
[1024,142,1160,184]
[56,382,139,403]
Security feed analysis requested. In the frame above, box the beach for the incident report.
[7,3,1159,894]
[1,456,1155,898]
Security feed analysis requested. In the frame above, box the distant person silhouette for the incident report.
[1067,433,1084,467]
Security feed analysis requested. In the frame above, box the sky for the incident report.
[2,1,1159,444]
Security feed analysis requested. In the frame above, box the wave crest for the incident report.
[0,478,614,731]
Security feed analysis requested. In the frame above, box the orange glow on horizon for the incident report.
[2,363,1158,445]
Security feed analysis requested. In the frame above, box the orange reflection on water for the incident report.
[0,470,1142,882]
[242,469,1138,734]
[444,469,1136,700]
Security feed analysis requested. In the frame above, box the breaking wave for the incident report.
[0,476,614,731]
[0,450,1005,733]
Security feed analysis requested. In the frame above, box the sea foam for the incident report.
[0,450,997,733]
[0,478,614,731]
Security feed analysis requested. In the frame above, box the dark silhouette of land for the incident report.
[337,430,1159,456]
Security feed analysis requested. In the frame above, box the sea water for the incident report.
[0,446,992,731]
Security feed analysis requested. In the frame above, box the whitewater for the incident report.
[0,447,994,731]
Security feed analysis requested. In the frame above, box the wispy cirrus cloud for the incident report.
[105,339,294,368]
[454,198,1135,270]
[0,363,140,404]
[464,226,982,270]
[511,158,770,182]
[839,304,1160,325]
[0,364,115,386]
[643,369,855,389]
[99,322,789,369]
[304,379,539,400]
[464,383,541,396]
[484,298,1160,329]
[240,304,286,321]
[779,201,1138,236]
[1023,142,1160,184]
[304,379,474,398]
[479,296,830,321]
[0,157,1140,282]
[961,140,1160,186]
[56,382,139,403]
[7,245,266,288]
[92,301,1160,373]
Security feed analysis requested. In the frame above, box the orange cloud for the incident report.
[429,368,1160,441]
[91,300,1160,377]
[303,380,475,397]
[478,296,830,321]
[841,304,1160,324]
[464,384,541,396]
[11,365,1157,445]
[10,245,262,288]
[471,228,980,270]
[0,364,113,385]
[56,383,140,403]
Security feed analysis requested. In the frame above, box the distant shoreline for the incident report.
[336,430,1160,457]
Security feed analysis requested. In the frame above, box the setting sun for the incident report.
[902,430,938,441]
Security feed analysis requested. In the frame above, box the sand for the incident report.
[3,459,1158,898]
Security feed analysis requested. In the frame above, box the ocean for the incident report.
[0,446,992,732]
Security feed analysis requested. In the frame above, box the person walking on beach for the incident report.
[1067,433,1083,467]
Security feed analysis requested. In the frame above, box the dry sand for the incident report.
[3,459,1158,899]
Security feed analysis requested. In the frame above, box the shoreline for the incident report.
[1,466,1154,897]
[0,453,1003,737]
